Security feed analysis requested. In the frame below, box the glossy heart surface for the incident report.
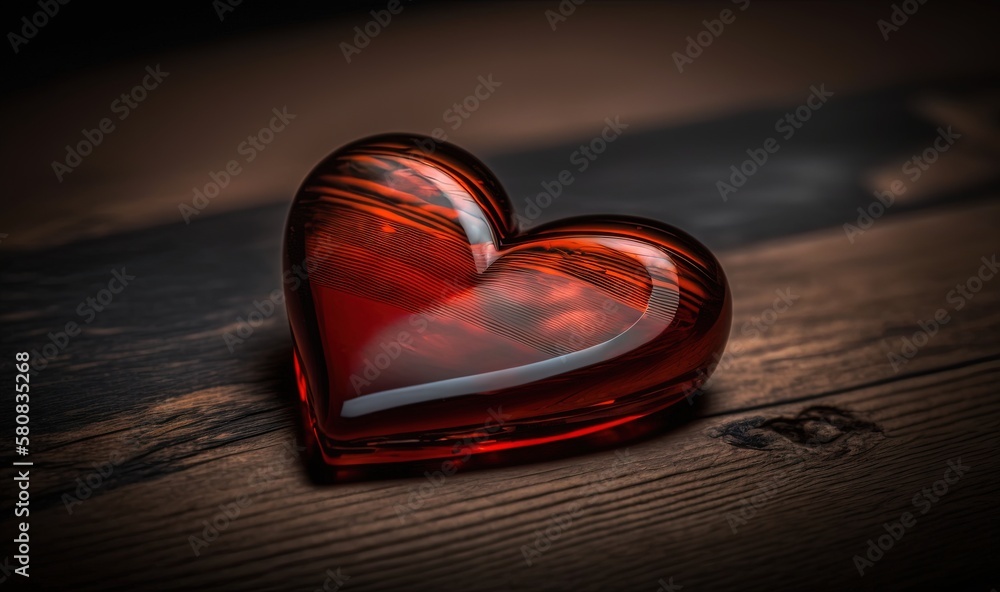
[284,134,731,469]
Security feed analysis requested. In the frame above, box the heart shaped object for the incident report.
[284,134,731,470]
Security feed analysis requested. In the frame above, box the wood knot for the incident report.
[708,406,883,457]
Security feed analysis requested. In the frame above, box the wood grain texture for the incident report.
[2,199,997,591]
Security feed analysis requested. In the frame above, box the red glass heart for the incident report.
[284,134,731,470]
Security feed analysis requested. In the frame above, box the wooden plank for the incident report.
[5,199,997,590]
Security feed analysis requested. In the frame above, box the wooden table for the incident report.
[2,3,998,590]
